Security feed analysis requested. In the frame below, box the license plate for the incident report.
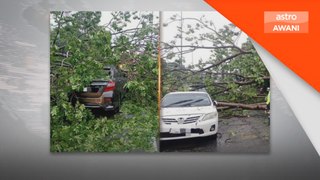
[170,128,181,134]
[83,87,88,92]
[185,129,191,136]
[180,128,186,134]
[180,128,191,136]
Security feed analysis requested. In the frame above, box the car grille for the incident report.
[162,116,201,124]
[162,118,178,124]
[183,116,200,124]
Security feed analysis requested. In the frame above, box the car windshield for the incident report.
[161,93,212,108]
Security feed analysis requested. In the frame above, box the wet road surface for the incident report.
[160,111,270,153]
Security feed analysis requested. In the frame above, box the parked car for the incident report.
[75,66,127,114]
[160,91,218,140]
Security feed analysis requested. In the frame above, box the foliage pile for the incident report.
[50,11,158,152]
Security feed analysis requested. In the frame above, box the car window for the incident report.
[161,93,212,107]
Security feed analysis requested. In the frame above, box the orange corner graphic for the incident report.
[205,0,320,92]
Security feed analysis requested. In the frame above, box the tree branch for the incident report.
[51,12,64,47]
[217,102,267,110]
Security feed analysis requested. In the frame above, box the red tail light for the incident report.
[103,81,115,92]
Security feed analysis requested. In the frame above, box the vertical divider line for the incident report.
[158,11,163,147]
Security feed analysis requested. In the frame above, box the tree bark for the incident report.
[217,102,267,110]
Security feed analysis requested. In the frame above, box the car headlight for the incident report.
[200,112,217,122]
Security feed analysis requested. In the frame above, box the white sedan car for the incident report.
[160,91,218,140]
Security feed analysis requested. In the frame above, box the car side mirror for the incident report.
[213,100,218,106]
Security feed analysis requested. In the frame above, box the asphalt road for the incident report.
[160,111,270,153]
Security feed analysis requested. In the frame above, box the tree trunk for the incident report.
[217,102,267,110]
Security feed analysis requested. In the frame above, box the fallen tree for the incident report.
[217,102,267,110]
[162,14,270,116]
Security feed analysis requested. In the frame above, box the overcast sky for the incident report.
[98,11,248,67]
[162,11,247,67]
[52,11,247,67]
